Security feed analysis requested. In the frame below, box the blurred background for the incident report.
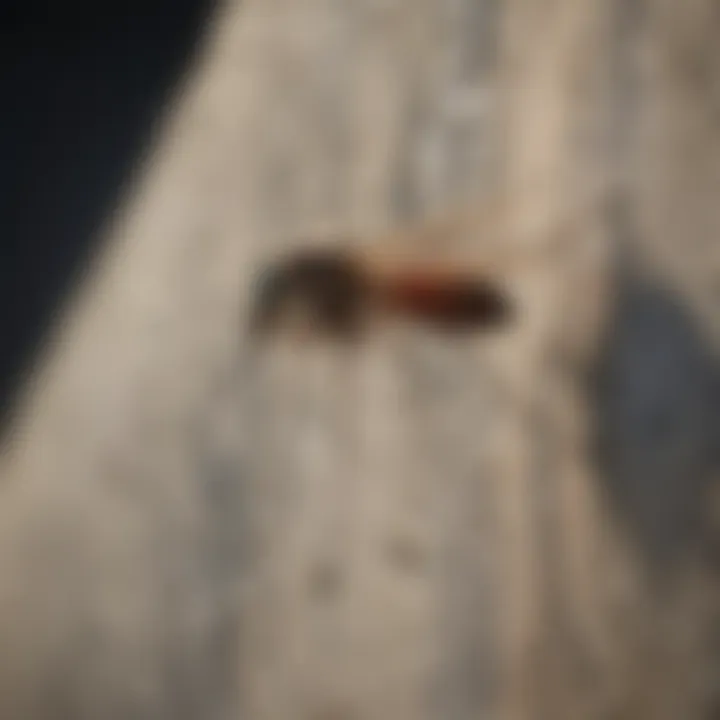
[0,1,718,718]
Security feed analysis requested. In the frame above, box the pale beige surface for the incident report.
[0,1,718,718]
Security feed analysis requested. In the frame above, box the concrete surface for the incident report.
[0,1,718,718]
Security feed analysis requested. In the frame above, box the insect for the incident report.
[248,243,514,340]
[247,190,599,342]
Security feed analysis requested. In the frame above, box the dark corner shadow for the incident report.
[0,0,221,438]
[589,209,720,588]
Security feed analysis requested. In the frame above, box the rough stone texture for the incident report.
[0,0,718,718]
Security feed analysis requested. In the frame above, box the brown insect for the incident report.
[248,244,513,340]
[247,190,599,342]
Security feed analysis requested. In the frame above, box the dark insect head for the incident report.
[248,245,369,339]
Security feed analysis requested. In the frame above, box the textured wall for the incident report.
[0,1,718,718]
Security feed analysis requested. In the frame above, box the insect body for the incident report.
[248,244,513,340]
[248,188,598,342]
